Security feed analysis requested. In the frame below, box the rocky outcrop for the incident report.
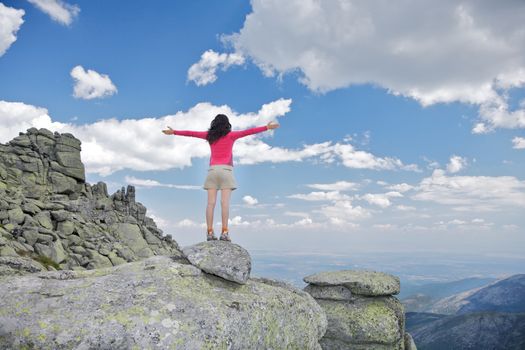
[0,128,183,275]
[304,269,416,350]
[0,255,327,349]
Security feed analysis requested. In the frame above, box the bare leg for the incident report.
[220,189,232,232]
[206,189,217,232]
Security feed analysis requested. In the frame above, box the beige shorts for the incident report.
[203,165,237,190]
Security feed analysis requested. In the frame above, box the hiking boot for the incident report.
[219,231,231,242]
[207,232,217,241]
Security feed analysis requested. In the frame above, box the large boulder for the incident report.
[304,269,413,350]
[0,255,327,349]
[182,241,251,284]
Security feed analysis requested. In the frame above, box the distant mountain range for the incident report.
[401,277,497,313]
[404,274,525,350]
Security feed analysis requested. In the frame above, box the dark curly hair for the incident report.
[206,114,231,144]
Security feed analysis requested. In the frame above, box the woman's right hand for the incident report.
[162,126,174,135]
[267,122,280,130]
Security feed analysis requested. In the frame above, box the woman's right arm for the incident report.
[162,126,207,139]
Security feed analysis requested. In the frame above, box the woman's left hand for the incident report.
[162,126,174,135]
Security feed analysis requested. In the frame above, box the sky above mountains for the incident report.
[1,0,524,256]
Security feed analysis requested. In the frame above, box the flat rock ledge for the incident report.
[304,270,416,350]
[0,255,327,349]
[304,269,400,296]
[182,241,251,284]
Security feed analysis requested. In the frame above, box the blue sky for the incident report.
[1,0,524,256]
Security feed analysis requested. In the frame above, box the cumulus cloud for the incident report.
[512,136,525,149]
[219,0,525,132]
[0,99,289,175]
[0,3,24,57]
[446,155,467,173]
[187,50,245,86]
[288,191,350,202]
[434,218,493,230]
[70,65,117,100]
[242,195,258,206]
[0,99,417,176]
[307,181,359,191]
[124,176,200,190]
[413,169,525,210]
[318,200,370,223]
[385,183,413,193]
[28,0,79,26]
[359,191,403,208]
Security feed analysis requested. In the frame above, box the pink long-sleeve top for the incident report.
[173,126,268,166]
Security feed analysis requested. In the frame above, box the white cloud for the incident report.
[331,143,420,171]
[70,65,117,100]
[175,219,205,228]
[284,211,310,218]
[28,0,79,26]
[0,3,24,57]
[360,191,403,208]
[306,181,359,191]
[446,155,467,173]
[221,0,525,132]
[124,176,200,190]
[318,200,370,223]
[0,100,67,142]
[395,205,416,211]
[512,136,525,149]
[0,99,289,175]
[0,99,417,176]
[385,183,413,193]
[288,191,350,202]
[188,50,245,86]
[242,195,258,206]
[413,169,525,210]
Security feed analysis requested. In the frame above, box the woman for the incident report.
[162,114,279,242]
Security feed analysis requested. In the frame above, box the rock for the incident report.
[111,223,153,258]
[304,269,406,349]
[85,249,113,268]
[304,270,400,296]
[182,241,251,284]
[107,251,127,266]
[0,256,326,349]
[34,240,66,265]
[21,202,40,215]
[304,284,354,301]
[0,245,17,257]
[0,256,45,276]
[33,211,53,230]
[21,229,39,246]
[404,332,417,350]
[51,210,69,222]
[317,296,404,347]
[0,128,183,271]
[49,172,77,194]
[56,220,74,236]
[7,207,24,224]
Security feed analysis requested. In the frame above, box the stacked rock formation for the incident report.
[304,270,417,350]
[0,128,183,276]
[0,241,327,349]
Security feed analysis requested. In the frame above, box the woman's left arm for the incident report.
[230,122,279,140]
